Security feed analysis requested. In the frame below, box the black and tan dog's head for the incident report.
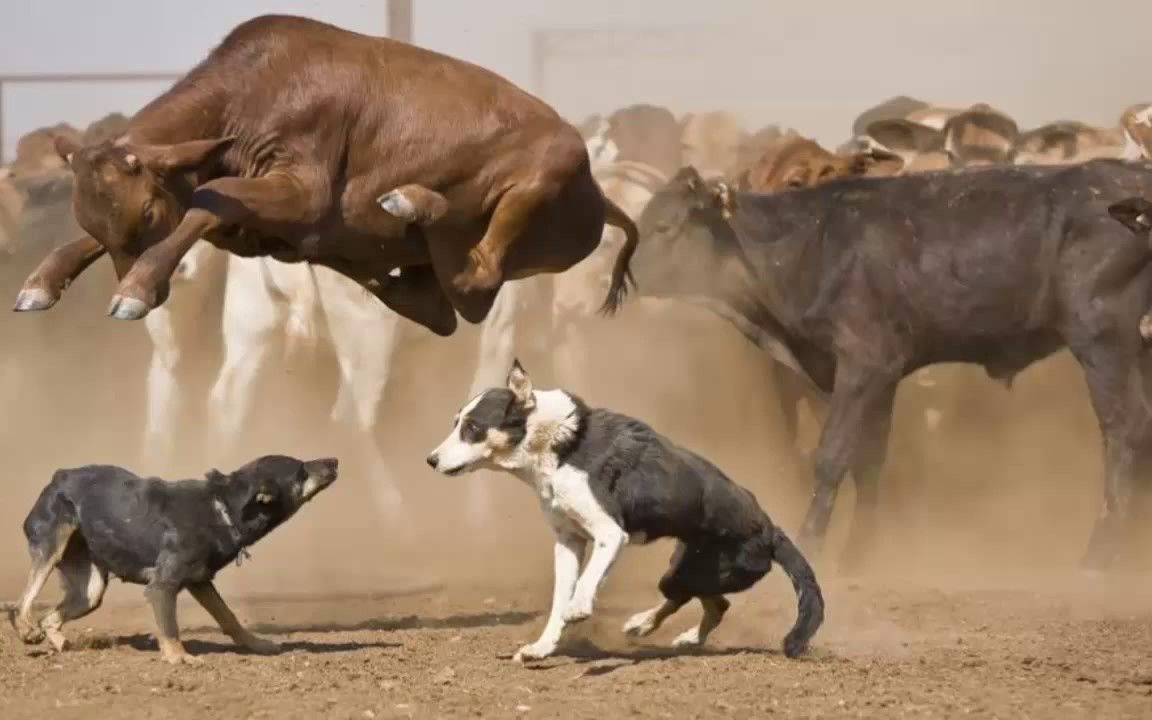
[209,454,339,537]
[426,360,582,475]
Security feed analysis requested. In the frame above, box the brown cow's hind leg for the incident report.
[452,183,554,295]
[377,184,449,226]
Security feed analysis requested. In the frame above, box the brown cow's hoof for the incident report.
[107,295,152,320]
[452,257,501,294]
[12,287,57,312]
[377,189,418,223]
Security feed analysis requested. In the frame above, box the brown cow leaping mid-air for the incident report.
[13,14,639,337]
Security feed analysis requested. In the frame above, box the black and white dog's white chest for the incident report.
[529,463,654,546]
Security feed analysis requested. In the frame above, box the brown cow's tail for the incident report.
[598,196,640,316]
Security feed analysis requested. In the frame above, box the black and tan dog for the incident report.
[9,454,338,664]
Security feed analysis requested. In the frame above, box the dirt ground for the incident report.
[3,568,1152,719]
[3,257,1152,718]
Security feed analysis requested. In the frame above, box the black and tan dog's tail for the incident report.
[598,196,640,317]
[771,528,825,658]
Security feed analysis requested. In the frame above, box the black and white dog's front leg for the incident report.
[513,531,586,662]
[561,521,627,623]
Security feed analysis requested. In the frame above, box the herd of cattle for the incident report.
[4,15,1152,582]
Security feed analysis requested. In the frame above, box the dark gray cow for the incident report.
[628,160,1152,571]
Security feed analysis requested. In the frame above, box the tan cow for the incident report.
[737,136,903,193]
[941,103,1020,167]
[679,111,748,179]
[1121,102,1152,159]
[586,104,683,178]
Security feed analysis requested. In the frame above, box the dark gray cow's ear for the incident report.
[54,135,81,168]
[1108,197,1152,234]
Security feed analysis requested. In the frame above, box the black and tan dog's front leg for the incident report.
[144,582,200,665]
[188,582,279,655]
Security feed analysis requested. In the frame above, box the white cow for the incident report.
[141,239,547,537]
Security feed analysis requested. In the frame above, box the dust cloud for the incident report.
[3,5,1152,628]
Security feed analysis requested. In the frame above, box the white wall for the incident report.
[3,0,1150,156]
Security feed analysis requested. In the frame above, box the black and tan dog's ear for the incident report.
[242,482,279,511]
[1108,197,1152,234]
[507,358,535,410]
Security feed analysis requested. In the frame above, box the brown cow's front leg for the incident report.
[797,364,899,564]
[13,235,106,312]
[109,174,313,320]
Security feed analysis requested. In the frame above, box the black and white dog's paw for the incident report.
[512,641,556,663]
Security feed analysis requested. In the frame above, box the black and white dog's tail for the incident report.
[771,527,825,658]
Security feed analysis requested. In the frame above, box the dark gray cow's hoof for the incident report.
[12,288,56,312]
[106,295,151,320]
[377,189,417,222]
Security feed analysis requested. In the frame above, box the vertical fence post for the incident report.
[388,0,413,43]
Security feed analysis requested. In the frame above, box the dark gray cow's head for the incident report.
[631,166,749,301]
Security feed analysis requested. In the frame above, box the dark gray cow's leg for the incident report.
[839,383,897,575]
[1073,342,1148,571]
[798,364,899,560]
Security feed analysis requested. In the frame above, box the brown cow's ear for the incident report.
[1108,197,1152,234]
[135,136,236,174]
[54,135,81,168]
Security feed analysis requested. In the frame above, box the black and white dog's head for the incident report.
[427,360,583,476]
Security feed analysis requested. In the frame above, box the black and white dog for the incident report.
[10,454,338,664]
[427,360,824,662]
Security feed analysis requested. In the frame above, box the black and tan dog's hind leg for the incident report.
[187,582,280,655]
[9,520,80,645]
[37,538,110,652]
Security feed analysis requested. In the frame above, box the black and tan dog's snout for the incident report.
[304,457,339,486]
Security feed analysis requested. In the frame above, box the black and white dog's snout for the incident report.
[425,453,439,469]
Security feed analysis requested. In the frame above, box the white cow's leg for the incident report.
[320,272,415,540]
[141,306,181,472]
[207,257,283,454]
[462,280,529,528]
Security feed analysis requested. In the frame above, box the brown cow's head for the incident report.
[25,134,234,310]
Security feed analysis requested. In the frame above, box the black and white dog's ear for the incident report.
[507,358,535,410]
[1109,197,1152,234]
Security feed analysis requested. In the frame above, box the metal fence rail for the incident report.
[0,72,183,164]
